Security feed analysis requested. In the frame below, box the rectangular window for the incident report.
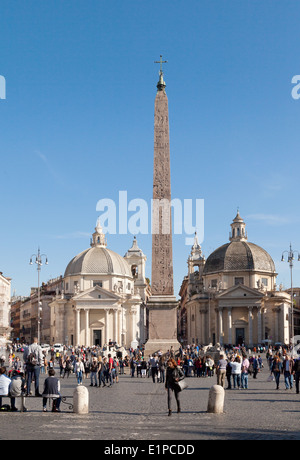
[261,278,268,287]
[235,277,244,285]
[93,281,103,288]
[211,279,218,288]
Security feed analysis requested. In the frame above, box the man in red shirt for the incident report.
[108,354,114,387]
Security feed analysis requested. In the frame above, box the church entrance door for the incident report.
[93,330,102,347]
[236,328,245,346]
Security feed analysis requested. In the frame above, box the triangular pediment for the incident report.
[216,284,264,300]
[72,285,122,303]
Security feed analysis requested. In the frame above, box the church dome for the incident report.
[64,247,132,277]
[64,220,132,278]
[203,212,276,275]
[203,241,276,275]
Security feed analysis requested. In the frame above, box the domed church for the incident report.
[179,212,291,347]
[49,220,149,348]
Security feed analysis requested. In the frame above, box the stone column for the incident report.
[76,308,80,346]
[201,309,206,345]
[262,308,267,341]
[85,309,89,347]
[228,308,232,345]
[121,305,126,347]
[257,307,262,344]
[273,307,280,343]
[118,309,122,345]
[113,309,118,343]
[218,308,223,346]
[131,307,137,342]
[105,309,109,345]
[248,307,253,347]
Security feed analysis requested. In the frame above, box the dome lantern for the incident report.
[229,210,247,242]
[91,218,107,248]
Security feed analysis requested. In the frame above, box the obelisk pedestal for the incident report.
[145,295,179,357]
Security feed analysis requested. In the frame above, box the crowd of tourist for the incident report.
[0,339,299,413]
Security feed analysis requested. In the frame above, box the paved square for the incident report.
[0,363,299,440]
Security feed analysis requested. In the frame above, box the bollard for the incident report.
[207,384,225,414]
[73,385,89,414]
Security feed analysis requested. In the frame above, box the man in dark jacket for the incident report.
[42,369,61,412]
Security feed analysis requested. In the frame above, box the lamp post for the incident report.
[281,244,300,340]
[29,248,48,344]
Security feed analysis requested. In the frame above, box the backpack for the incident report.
[27,351,38,366]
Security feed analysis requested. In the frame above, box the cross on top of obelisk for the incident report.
[154,55,168,74]
[154,55,168,92]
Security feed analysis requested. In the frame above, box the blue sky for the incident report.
[1,0,300,297]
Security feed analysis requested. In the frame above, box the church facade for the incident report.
[49,220,149,348]
[179,212,291,348]
[0,272,12,346]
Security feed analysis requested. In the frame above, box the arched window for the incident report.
[131,265,138,278]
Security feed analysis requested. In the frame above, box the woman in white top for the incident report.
[230,356,242,389]
[74,358,85,385]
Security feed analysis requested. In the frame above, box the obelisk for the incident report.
[144,56,180,357]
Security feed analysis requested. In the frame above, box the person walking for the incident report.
[294,356,300,394]
[74,358,85,385]
[107,354,114,387]
[252,355,259,379]
[241,355,250,389]
[63,357,73,378]
[206,356,215,378]
[150,354,158,383]
[165,358,185,416]
[241,355,250,390]
[97,356,106,387]
[230,356,242,389]
[158,357,166,384]
[216,355,227,388]
[283,355,294,390]
[90,358,98,387]
[226,358,233,389]
[271,355,282,390]
[23,337,43,397]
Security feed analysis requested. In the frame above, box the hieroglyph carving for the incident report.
[151,90,174,296]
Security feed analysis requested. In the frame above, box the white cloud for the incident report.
[246,213,290,226]
[50,231,91,240]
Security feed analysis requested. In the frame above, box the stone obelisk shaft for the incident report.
[151,89,174,296]
[144,61,180,357]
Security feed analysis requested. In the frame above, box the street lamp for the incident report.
[281,243,300,340]
[29,247,48,344]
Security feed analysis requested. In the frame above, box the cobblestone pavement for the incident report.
[0,361,299,441]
